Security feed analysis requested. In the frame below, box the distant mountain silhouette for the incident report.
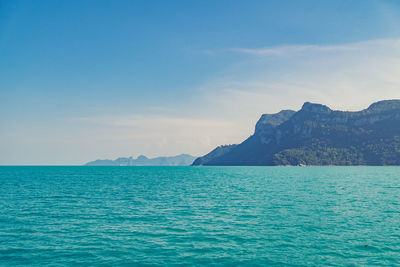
[193,100,400,166]
[86,154,195,166]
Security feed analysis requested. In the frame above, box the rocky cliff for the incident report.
[192,100,400,166]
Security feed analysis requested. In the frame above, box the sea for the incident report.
[0,166,399,266]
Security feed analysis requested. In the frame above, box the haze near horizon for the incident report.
[2,0,400,165]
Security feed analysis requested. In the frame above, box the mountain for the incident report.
[192,100,400,166]
[85,154,196,166]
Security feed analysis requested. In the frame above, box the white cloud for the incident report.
[229,39,400,56]
[229,44,357,56]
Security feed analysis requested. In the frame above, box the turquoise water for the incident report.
[0,166,399,266]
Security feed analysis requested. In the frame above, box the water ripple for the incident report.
[1,166,400,266]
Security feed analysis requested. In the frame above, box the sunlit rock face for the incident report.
[253,110,296,145]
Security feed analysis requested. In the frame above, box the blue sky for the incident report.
[1,0,400,164]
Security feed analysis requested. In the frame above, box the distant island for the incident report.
[85,154,196,166]
[193,100,400,166]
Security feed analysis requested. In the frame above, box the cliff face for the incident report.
[254,110,296,144]
[192,100,400,166]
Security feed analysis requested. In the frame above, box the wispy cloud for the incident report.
[229,44,357,56]
[228,39,400,56]
[75,115,234,128]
